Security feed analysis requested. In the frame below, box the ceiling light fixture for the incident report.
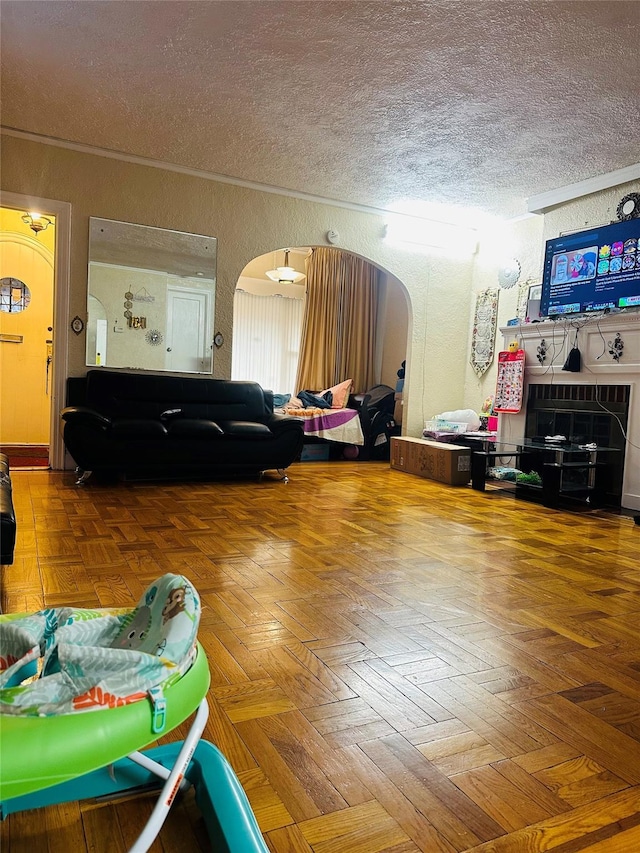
[21,211,53,236]
[265,249,305,284]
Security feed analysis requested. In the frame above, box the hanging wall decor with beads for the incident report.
[470,287,499,377]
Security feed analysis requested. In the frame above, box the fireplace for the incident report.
[525,384,629,506]
[500,312,640,511]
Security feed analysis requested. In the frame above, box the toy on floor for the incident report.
[0,574,269,853]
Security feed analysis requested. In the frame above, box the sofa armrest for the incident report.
[265,413,305,436]
[61,406,112,429]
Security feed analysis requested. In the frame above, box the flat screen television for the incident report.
[540,218,640,317]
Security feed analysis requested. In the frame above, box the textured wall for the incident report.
[1,135,478,441]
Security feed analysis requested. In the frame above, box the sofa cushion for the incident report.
[111,420,168,439]
[166,419,224,438]
[218,420,272,438]
[84,370,270,423]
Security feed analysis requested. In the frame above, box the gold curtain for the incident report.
[295,247,378,394]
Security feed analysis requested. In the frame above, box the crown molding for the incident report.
[527,163,640,214]
[1,125,396,220]
[9,125,632,224]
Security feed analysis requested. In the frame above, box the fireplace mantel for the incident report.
[500,312,640,510]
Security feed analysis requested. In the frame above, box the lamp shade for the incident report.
[265,249,305,284]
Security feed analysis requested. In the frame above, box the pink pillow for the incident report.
[320,379,353,409]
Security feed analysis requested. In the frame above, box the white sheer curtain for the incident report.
[232,289,305,395]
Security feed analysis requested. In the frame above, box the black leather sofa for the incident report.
[61,370,305,483]
[0,453,16,565]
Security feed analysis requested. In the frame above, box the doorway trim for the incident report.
[1,191,71,470]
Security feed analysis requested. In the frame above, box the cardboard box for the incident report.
[390,436,470,485]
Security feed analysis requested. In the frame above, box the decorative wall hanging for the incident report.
[536,339,547,365]
[608,332,624,362]
[71,316,84,335]
[494,348,525,413]
[134,287,156,303]
[497,258,521,290]
[145,329,163,346]
[616,193,640,221]
[123,291,134,324]
[470,287,499,377]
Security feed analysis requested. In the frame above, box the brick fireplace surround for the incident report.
[499,312,640,511]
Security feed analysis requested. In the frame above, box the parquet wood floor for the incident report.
[2,463,640,852]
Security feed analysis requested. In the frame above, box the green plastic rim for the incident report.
[0,642,210,801]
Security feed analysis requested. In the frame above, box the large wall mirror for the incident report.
[87,218,216,374]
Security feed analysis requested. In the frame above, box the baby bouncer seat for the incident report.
[0,573,268,852]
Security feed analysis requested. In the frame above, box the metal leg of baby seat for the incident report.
[128,698,209,853]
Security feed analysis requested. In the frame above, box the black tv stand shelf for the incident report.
[471,440,619,510]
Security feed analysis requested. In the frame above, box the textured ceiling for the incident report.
[2,1,639,219]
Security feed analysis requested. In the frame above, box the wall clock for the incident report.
[145,329,163,346]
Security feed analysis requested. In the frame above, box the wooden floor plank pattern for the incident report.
[2,464,640,852]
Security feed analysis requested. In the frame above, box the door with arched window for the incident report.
[0,207,55,464]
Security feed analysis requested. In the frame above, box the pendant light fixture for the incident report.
[21,211,53,236]
[265,248,305,284]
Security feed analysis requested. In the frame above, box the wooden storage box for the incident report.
[390,436,470,485]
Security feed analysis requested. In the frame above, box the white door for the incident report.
[165,287,211,373]
[95,318,108,366]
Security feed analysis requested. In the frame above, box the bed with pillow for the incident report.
[279,380,365,447]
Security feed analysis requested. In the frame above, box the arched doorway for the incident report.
[232,245,408,406]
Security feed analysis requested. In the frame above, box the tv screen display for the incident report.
[540,218,640,317]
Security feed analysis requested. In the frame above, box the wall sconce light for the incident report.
[21,212,53,236]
